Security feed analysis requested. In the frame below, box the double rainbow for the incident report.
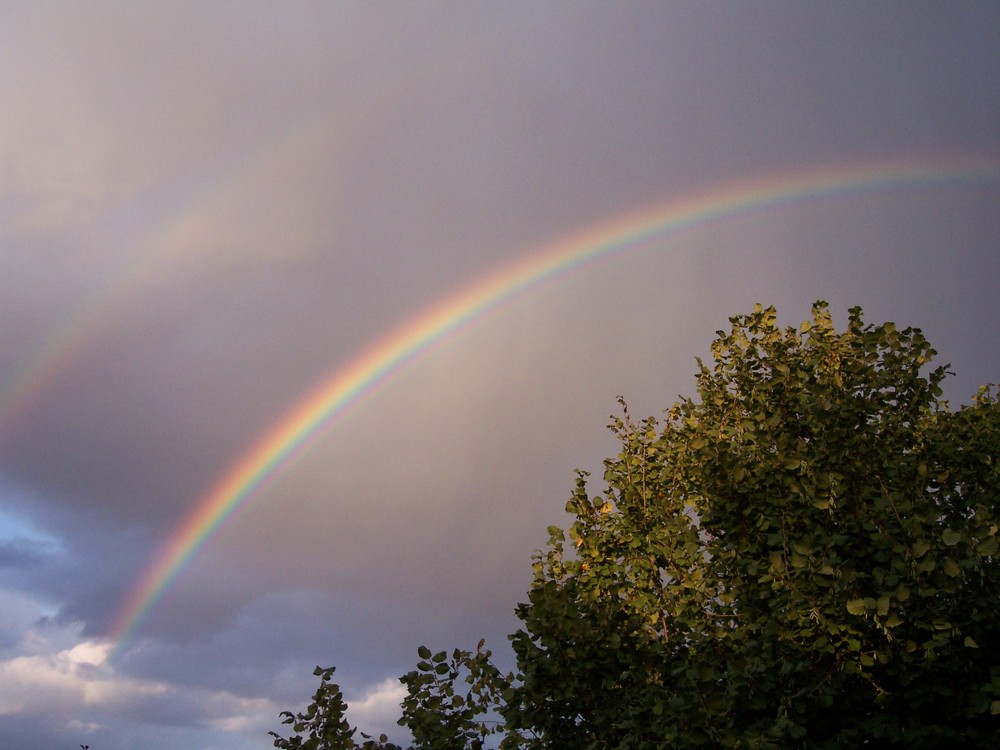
[107,153,1000,657]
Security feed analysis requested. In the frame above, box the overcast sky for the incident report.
[1,3,998,748]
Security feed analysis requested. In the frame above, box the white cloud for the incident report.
[346,677,407,739]
[0,637,165,716]
[67,717,102,734]
[199,690,278,733]
[66,640,111,666]
[0,605,277,742]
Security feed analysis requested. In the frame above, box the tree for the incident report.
[270,666,402,750]
[274,302,1000,749]
[270,649,520,750]
[509,302,999,748]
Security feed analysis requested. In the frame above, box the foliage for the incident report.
[509,302,999,748]
[270,666,402,750]
[398,642,526,749]
[274,303,1000,749]
[270,646,524,750]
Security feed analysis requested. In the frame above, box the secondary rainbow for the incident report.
[108,153,1000,657]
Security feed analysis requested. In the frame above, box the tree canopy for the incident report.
[272,302,1000,749]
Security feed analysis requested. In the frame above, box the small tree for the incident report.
[270,649,521,750]
[269,666,402,750]
[398,642,524,749]
[274,303,1000,749]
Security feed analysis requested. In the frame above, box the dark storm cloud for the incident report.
[0,538,48,569]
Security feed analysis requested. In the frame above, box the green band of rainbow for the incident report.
[107,153,1000,658]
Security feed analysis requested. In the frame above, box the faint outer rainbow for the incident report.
[107,153,1000,657]
[0,129,321,442]
[0,66,410,442]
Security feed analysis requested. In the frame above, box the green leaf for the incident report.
[791,541,813,556]
[768,551,785,572]
[942,528,962,547]
[943,558,961,577]
[976,536,998,556]
[964,636,979,648]
[846,599,866,616]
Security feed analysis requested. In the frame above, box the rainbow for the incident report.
[107,152,1000,657]
[0,90,372,442]
[0,135,303,442]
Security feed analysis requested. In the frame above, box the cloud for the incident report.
[0,539,47,570]
[346,677,408,742]
[0,607,279,746]
[0,634,154,718]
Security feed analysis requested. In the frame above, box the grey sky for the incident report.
[1,3,998,748]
